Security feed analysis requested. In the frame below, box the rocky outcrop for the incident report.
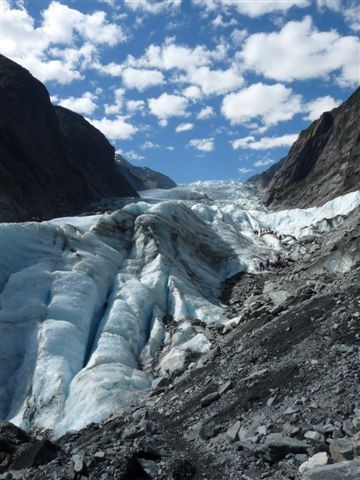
[115,154,176,191]
[0,54,138,222]
[250,88,360,209]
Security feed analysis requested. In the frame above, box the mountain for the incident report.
[115,154,177,191]
[249,88,360,209]
[0,54,137,222]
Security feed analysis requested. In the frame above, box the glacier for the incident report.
[0,181,359,438]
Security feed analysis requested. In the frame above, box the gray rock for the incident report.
[72,453,84,473]
[225,421,241,442]
[301,460,360,480]
[218,381,232,395]
[304,431,325,443]
[330,438,354,462]
[256,433,308,462]
[200,392,220,408]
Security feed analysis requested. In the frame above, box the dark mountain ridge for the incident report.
[115,154,176,191]
[249,88,360,209]
[0,54,138,222]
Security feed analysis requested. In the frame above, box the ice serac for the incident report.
[0,182,359,437]
[0,54,137,222]
[249,88,360,209]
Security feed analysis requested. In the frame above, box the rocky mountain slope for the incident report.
[116,155,176,191]
[249,88,360,209]
[0,55,137,222]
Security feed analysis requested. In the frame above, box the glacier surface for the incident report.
[0,181,359,437]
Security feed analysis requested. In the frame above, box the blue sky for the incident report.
[1,0,359,184]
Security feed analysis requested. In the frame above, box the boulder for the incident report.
[301,460,360,479]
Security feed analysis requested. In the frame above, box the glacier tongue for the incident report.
[1,184,359,437]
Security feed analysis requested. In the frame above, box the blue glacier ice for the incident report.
[0,181,359,437]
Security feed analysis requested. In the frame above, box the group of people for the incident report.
[259,256,289,272]
[253,228,283,241]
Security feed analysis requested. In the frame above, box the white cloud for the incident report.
[148,93,188,125]
[125,150,145,161]
[240,16,360,86]
[141,141,160,149]
[124,0,182,14]
[185,65,244,95]
[316,0,341,12]
[212,14,237,28]
[126,100,146,113]
[182,85,203,100]
[104,88,125,115]
[88,116,137,140]
[1,0,125,84]
[166,146,175,151]
[222,83,302,127]
[59,91,97,115]
[197,106,215,119]
[343,2,360,32]
[192,0,310,17]
[189,138,215,152]
[175,122,194,132]
[232,134,299,150]
[305,95,341,121]
[125,41,220,72]
[254,159,274,168]
[231,28,248,46]
[238,167,253,174]
[98,62,124,76]
[122,68,165,90]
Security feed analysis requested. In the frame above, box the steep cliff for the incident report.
[250,88,360,209]
[0,54,137,222]
[115,154,176,191]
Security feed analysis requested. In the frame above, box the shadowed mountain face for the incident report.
[115,154,177,191]
[249,88,360,209]
[0,54,138,222]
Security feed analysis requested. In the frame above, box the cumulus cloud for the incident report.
[305,95,341,121]
[189,138,215,152]
[148,93,188,125]
[240,16,360,86]
[197,106,215,119]
[238,167,253,174]
[222,83,302,128]
[104,88,125,115]
[182,85,203,101]
[192,0,310,17]
[124,0,182,14]
[58,91,97,115]
[175,122,194,132]
[232,134,299,150]
[185,66,244,95]
[126,100,146,113]
[1,0,125,84]
[122,68,165,90]
[88,116,137,140]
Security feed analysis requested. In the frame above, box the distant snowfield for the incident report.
[1,182,359,437]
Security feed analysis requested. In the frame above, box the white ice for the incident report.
[1,182,359,437]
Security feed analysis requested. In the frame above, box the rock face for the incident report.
[115,154,176,191]
[250,88,360,209]
[0,54,138,222]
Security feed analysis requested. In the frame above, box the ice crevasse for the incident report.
[0,187,359,437]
